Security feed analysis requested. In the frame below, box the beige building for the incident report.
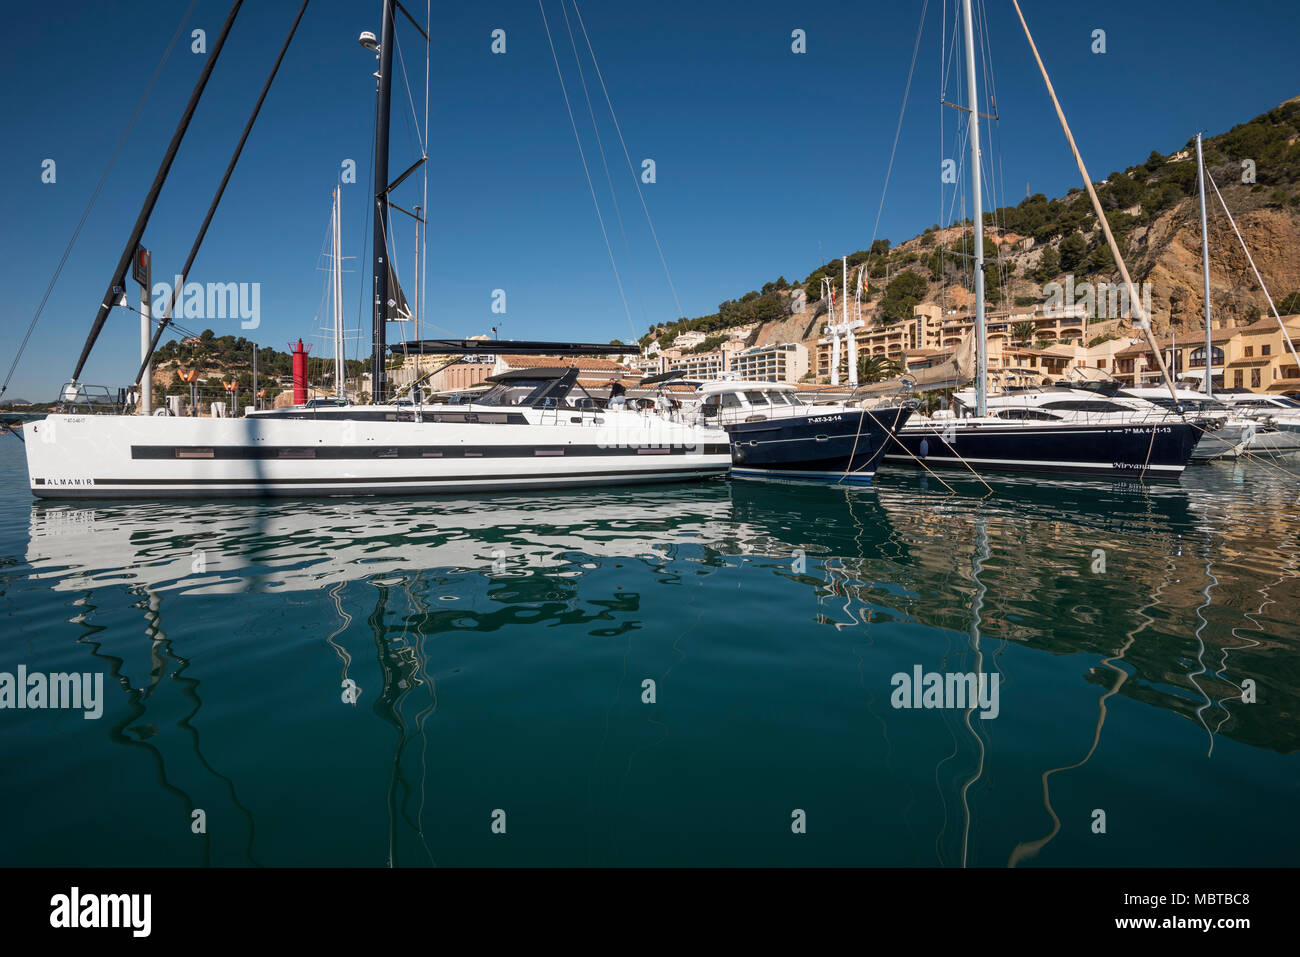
[816,302,1095,381]
[879,309,1300,394]
[666,339,745,379]
[1113,314,1300,392]
[730,342,809,383]
[672,330,708,349]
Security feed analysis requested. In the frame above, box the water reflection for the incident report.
[11,468,1300,865]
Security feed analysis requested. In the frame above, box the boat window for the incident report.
[474,383,520,406]
[767,391,796,406]
[719,392,743,409]
[1270,396,1300,408]
[475,377,574,408]
[744,391,769,406]
[995,408,1061,420]
[1041,399,1128,412]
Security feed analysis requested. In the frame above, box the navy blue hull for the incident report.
[885,419,1200,479]
[724,405,913,483]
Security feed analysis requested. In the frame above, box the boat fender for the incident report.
[1240,422,1256,446]
[919,438,929,458]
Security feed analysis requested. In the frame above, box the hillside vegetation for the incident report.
[641,98,1300,353]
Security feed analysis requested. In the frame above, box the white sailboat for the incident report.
[21,1,730,499]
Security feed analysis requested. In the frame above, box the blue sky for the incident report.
[2,0,1297,399]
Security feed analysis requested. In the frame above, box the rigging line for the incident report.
[571,0,684,321]
[943,122,973,230]
[939,0,959,100]
[561,0,643,337]
[421,0,430,341]
[973,0,1003,267]
[354,114,377,364]
[938,0,945,304]
[538,0,634,329]
[0,0,198,397]
[310,200,334,344]
[978,0,1009,244]
[869,0,929,248]
[393,28,425,157]
[1204,167,1300,376]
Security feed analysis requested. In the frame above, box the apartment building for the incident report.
[1112,314,1300,392]
[729,342,809,383]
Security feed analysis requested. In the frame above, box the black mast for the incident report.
[370,0,396,405]
[70,0,243,384]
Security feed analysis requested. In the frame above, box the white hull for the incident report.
[23,408,731,499]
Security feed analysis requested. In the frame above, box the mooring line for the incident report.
[906,418,995,494]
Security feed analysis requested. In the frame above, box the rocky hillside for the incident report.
[644,97,1300,357]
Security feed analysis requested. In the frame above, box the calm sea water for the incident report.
[0,436,1296,867]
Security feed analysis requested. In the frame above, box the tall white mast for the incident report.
[332,185,345,400]
[1195,132,1213,396]
[827,276,841,386]
[962,0,987,415]
[413,205,422,343]
[843,255,859,386]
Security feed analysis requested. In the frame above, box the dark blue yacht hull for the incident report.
[885,419,1201,479]
[725,405,913,484]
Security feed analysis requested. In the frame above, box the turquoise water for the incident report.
[0,437,1296,867]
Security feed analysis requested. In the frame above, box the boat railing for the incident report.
[56,383,125,415]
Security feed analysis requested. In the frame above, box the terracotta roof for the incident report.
[1005,347,1069,358]
[503,355,632,373]
[1241,314,1300,333]
[1114,327,1253,357]
[575,377,639,389]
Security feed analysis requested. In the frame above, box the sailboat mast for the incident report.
[1196,132,1213,397]
[333,185,345,399]
[370,0,396,405]
[961,0,987,415]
